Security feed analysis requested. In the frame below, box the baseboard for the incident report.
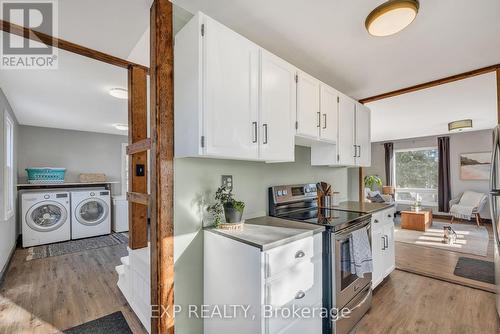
[0,235,19,287]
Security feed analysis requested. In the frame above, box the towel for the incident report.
[349,226,373,278]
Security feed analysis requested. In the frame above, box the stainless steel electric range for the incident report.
[269,183,373,334]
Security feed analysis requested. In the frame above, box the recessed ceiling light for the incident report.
[366,0,419,37]
[114,124,129,131]
[448,119,473,132]
[109,88,128,99]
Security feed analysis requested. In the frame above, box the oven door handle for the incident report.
[349,286,371,313]
[335,220,371,239]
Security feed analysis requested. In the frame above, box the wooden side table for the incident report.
[400,209,433,231]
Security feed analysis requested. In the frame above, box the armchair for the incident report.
[449,191,488,226]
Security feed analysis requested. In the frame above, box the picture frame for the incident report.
[459,152,491,181]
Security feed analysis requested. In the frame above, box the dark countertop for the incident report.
[335,201,395,214]
[205,216,324,251]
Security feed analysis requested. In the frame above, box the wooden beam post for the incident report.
[150,1,174,333]
[497,68,500,124]
[359,168,365,202]
[128,66,149,250]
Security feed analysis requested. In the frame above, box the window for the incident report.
[4,113,14,219]
[394,147,439,206]
[121,143,129,197]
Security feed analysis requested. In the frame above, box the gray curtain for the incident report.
[438,136,451,212]
[384,142,394,186]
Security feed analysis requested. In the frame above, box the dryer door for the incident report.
[26,201,68,232]
[76,198,109,226]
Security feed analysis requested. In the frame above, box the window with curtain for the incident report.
[4,113,14,220]
[394,147,439,206]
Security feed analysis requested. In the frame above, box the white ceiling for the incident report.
[173,0,500,99]
[367,72,498,142]
[0,41,129,136]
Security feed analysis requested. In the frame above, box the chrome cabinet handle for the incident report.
[295,250,305,259]
[263,124,268,144]
[252,121,257,143]
[295,290,306,299]
[353,145,357,158]
[317,112,321,128]
[358,145,361,158]
[323,114,327,129]
[388,214,392,218]
[381,236,386,250]
[374,219,379,223]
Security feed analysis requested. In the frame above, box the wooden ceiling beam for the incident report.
[359,64,500,104]
[0,20,149,73]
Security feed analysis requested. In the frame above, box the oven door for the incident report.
[334,219,372,308]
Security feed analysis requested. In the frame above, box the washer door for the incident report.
[76,198,109,226]
[26,201,68,232]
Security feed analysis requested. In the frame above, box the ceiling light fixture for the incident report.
[448,119,473,132]
[365,0,419,37]
[114,124,129,131]
[109,88,128,100]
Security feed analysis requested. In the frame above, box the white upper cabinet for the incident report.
[259,50,296,162]
[319,84,339,143]
[203,15,260,160]
[355,102,371,167]
[296,71,321,139]
[338,93,356,166]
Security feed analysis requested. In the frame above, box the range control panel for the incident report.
[270,183,317,204]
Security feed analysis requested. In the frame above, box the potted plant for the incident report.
[364,175,383,191]
[207,186,245,227]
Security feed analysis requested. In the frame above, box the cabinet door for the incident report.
[356,103,371,167]
[383,223,396,278]
[203,16,259,159]
[371,228,385,289]
[338,94,356,166]
[319,84,338,143]
[260,50,296,161]
[296,71,320,139]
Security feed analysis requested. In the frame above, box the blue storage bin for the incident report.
[26,168,66,184]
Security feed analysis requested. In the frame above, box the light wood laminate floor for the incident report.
[354,270,499,333]
[0,243,147,334]
[396,219,496,292]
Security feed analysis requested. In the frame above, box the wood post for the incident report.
[150,1,175,333]
[128,66,149,250]
[497,68,500,124]
[359,167,365,202]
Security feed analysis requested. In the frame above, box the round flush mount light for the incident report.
[114,123,129,131]
[365,0,419,37]
[109,88,128,99]
[448,119,473,132]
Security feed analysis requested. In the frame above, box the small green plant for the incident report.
[364,175,383,191]
[207,186,245,227]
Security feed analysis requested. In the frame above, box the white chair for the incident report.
[449,191,488,227]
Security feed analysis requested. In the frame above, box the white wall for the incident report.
[17,125,127,195]
[365,129,493,217]
[173,146,349,333]
[0,89,18,280]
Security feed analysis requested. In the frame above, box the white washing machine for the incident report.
[71,188,111,239]
[21,191,71,247]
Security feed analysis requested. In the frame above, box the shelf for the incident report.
[17,181,120,189]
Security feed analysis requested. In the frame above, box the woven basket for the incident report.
[26,168,66,184]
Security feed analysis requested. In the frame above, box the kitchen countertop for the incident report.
[335,201,395,214]
[205,216,324,251]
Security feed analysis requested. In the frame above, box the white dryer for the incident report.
[71,189,111,239]
[21,191,71,247]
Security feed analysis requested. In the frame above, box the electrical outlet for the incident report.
[221,175,233,191]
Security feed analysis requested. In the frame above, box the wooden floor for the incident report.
[354,270,499,333]
[395,219,496,292]
[0,243,147,334]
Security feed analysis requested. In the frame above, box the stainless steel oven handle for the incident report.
[335,219,371,239]
[348,286,371,313]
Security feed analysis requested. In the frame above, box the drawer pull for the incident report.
[295,250,306,259]
[374,219,379,223]
[295,290,306,300]
[388,214,392,218]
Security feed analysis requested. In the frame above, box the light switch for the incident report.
[221,175,233,191]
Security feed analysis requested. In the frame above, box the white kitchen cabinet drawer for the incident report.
[265,235,314,277]
[274,306,323,334]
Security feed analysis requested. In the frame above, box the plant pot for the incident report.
[223,203,243,223]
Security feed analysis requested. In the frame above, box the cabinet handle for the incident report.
[295,250,306,259]
[323,114,327,129]
[381,235,386,251]
[374,219,379,224]
[384,235,388,249]
[353,145,357,158]
[358,145,361,158]
[388,214,392,218]
[295,290,306,300]
[263,124,268,144]
[317,112,321,128]
[252,121,257,143]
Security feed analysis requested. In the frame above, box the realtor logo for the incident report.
[1,0,58,69]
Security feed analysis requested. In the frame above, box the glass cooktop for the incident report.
[281,208,368,228]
